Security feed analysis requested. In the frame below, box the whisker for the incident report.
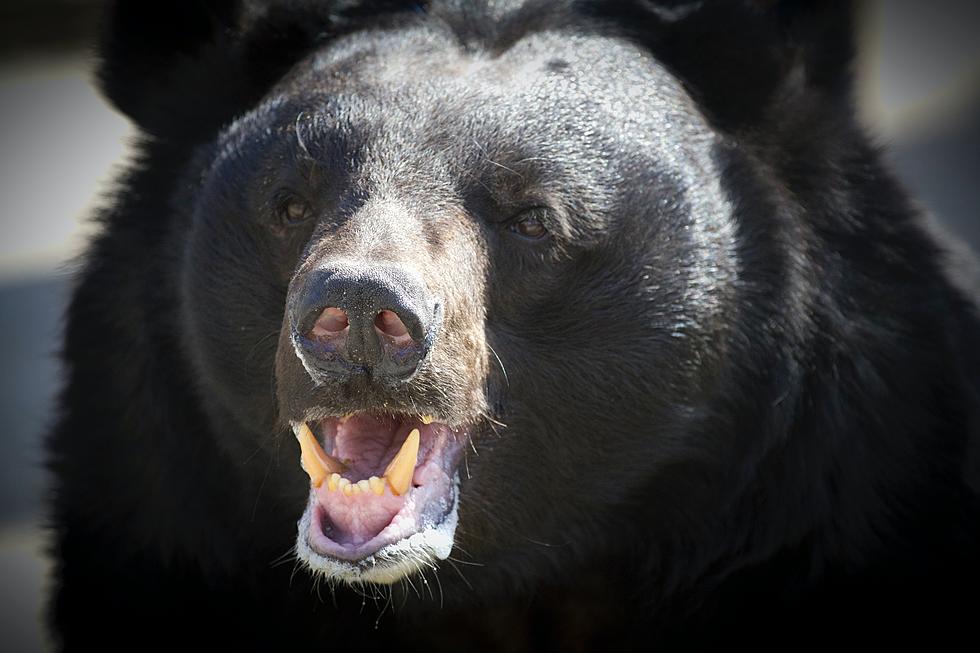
[270,545,298,569]
[403,573,420,600]
[446,558,474,591]
[434,566,445,608]
[249,451,275,522]
[487,343,509,386]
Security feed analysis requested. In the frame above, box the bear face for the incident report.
[180,23,737,584]
[48,0,980,648]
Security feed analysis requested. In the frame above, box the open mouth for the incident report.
[291,412,468,583]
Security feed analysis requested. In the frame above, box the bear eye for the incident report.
[509,212,548,240]
[277,197,313,227]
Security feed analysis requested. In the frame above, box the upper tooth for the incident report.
[384,428,420,496]
[421,415,434,424]
[295,423,327,487]
[299,450,326,488]
[294,423,345,489]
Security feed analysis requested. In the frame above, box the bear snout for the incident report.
[287,262,442,383]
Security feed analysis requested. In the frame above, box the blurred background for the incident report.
[1,0,978,650]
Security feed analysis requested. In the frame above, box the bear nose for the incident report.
[289,264,439,382]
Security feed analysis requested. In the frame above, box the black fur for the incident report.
[48,1,980,650]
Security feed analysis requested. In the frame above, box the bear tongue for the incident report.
[315,486,406,547]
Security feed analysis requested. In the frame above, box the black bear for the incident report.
[47,0,980,650]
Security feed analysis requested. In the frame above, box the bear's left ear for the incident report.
[97,1,423,141]
[593,0,855,130]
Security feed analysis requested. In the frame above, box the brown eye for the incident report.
[278,198,312,226]
[510,214,547,239]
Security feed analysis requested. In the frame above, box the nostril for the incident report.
[374,310,411,342]
[290,264,435,380]
[312,307,349,338]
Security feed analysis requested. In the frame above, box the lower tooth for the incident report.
[357,479,371,494]
[327,473,340,492]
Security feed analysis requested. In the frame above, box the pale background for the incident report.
[1,1,978,650]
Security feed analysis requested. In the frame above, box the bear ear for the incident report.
[97,1,423,141]
[595,0,856,130]
[99,1,255,140]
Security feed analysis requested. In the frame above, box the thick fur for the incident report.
[48,1,980,650]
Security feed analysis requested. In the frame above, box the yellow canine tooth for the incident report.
[368,476,385,496]
[299,450,326,488]
[383,428,420,496]
[421,415,434,425]
[327,473,341,492]
[295,422,346,488]
[296,423,327,487]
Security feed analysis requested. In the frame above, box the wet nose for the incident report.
[289,264,439,382]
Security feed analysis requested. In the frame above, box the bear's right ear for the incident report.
[97,1,422,141]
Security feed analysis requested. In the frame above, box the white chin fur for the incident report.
[295,474,460,585]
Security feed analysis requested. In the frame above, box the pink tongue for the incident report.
[315,486,406,546]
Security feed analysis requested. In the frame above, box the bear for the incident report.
[47,0,980,650]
